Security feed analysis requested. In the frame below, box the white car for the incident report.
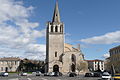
[20,72,27,76]
[0,72,8,77]
[49,72,55,76]
[36,71,41,76]
[102,72,111,80]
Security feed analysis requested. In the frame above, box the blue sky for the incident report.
[0,0,120,60]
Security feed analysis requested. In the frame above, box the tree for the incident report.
[7,61,14,72]
[76,61,88,74]
[18,58,45,72]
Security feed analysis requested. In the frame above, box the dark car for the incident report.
[93,72,102,77]
[85,73,93,77]
[54,72,62,76]
[69,72,77,77]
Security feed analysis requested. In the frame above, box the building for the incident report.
[109,45,120,61]
[86,59,104,72]
[109,45,120,72]
[0,57,21,72]
[45,1,86,74]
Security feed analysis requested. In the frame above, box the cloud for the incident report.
[103,53,110,58]
[0,0,46,60]
[80,31,120,44]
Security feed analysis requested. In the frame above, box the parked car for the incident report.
[36,71,41,76]
[32,72,36,76]
[44,72,62,76]
[0,72,8,77]
[20,72,27,76]
[69,72,77,77]
[102,72,111,80]
[54,72,62,76]
[49,72,55,76]
[44,73,49,76]
[85,73,94,77]
[111,74,120,80]
[93,72,102,77]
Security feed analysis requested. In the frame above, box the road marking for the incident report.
[58,79,61,80]
[41,78,48,80]
[27,78,32,80]
[9,78,19,80]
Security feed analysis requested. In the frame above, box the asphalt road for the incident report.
[0,73,101,80]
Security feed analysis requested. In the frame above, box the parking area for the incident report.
[0,73,101,80]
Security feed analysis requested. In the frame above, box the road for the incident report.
[0,73,101,80]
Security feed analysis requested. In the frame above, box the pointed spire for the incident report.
[52,0,61,23]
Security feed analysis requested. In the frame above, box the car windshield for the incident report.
[103,74,109,76]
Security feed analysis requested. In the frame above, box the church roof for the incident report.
[64,43,79,52]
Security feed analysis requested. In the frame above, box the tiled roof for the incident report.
[85,59,103,62]
[0,57,21,61]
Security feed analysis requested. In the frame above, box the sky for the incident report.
[0,0,120,60]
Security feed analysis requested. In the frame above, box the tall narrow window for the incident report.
[60,26,62,32]
[15,61,17,65]
[71,54,76,62]
[55,26,58,32]
[1,67,3,71]
[51,26,53,32]
[55,51,57,57]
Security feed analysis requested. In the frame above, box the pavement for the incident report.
[0,73,101,80]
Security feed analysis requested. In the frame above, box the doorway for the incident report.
[5,67,8,72]
[71,64,75,72]
[53,65,59,72]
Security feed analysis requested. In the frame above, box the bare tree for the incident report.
[76,61,88,74]
[7,61,14,72]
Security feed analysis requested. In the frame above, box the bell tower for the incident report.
[46,1,64,72]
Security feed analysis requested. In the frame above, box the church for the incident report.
[45,1,86,74]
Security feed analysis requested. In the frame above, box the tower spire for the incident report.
[52,0,61,23]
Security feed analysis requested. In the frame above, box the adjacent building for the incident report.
[86,59,104,72]
[0,57,21,72]
[109,45,120,72]
[45,1,86,74]
[109,45,120,61]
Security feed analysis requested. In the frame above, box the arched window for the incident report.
[51,26,53,32]
[55,26,58,32]
[71,54,76,62]
[55,51,57,57]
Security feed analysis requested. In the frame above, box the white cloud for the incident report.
[103,53,110,58]
[0,0,46,60]
[80,31,120,44]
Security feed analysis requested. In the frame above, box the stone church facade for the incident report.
[45,1,86,74]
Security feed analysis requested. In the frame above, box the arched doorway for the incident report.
[5,67,8,72]
[53,65,59,72]
[71,64,75,72]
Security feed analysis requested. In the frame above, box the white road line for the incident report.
[9,78,19,80]
[58,79,61,80]
[27,78,32,80]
